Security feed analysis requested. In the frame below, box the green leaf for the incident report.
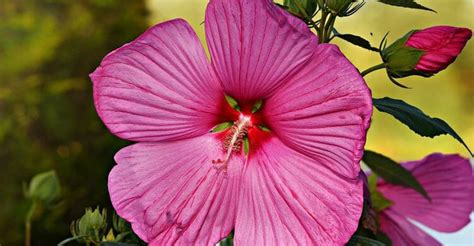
[373,97,473,156]
[363,150,429,200]
[212,122,233,132]
[347,235,386,246]
[334,33,379,52]
[225,95,240,111]
[376,0,435,12]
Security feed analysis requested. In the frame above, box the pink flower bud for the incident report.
[406,26,472,74]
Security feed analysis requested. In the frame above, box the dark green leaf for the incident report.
[377,0,435,12]
[347,235,386,246]
[335,33,379,52]
[363,150,429,200]
[373,97,473,156]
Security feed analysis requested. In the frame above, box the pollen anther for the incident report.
[213,114,252,172]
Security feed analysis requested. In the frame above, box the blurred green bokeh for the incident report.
[0,0,147,244]
[0,0,472,244]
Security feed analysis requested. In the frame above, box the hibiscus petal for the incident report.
[379,209,441,246]
[264,44,372,178]
[205,0,318,100]
[91,19,222,142]
[234,137,363,245]
[378,153,473,232]
[108,136,244,244]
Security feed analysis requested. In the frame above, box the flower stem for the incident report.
[25,202,37,246]
[319,10,329,43]
[360,63,386,77]
[322,13,336,43]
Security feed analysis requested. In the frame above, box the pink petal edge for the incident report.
[264,44,373,178]
[380,209,441,246]
[378,153,473,232]
[91,19,222,142]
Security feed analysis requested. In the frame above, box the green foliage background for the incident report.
[0,0,147,244]
[0,0,472,244]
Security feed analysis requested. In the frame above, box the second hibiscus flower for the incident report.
[91,0,372,244]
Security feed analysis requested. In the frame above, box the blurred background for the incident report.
[0,0,472,244]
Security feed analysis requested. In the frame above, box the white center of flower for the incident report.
[213,114,252,172]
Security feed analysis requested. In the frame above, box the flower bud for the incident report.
[382,26,472,78]
[25,170,61,205]
[283,0,318,19]
[325,0,352,13]
[321,0,363,17]
[71,207,107,240]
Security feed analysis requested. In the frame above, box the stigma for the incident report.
[213,114,252,172]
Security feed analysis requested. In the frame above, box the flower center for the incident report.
[212,114,252,172]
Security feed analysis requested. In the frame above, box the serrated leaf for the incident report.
[347,235,386,246]
[377,0,435,12]
[373,97,473,156]
[335,33,379,52]
[363,150,429,200]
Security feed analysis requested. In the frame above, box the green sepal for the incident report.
[212,122,233,133]
[251,100,263,113]
[381,31,421,69]
[225,95,240,111]
[258,125,271,132]
[243,136,250,156]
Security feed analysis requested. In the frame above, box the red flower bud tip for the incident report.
[406,26,472,73]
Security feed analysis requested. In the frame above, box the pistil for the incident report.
[213,114,252,172]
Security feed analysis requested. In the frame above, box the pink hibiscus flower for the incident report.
[406,26,472,74]
[376,154,474,245]
[90,0,372,244]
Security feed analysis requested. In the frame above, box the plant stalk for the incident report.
[25,202,37,246]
